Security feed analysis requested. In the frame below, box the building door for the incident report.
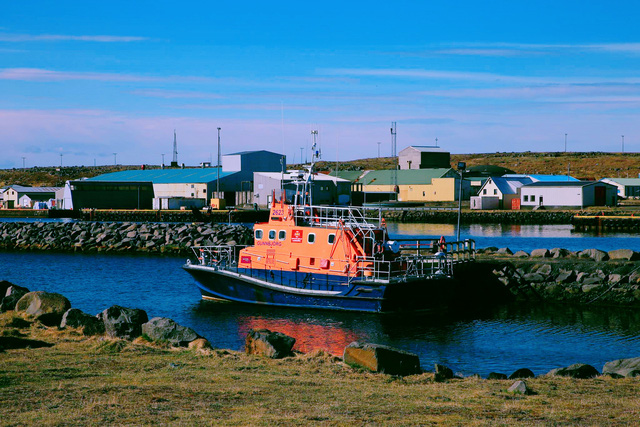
[594,186,606,206]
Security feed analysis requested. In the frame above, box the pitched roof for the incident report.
[504,174,578,182]
[329,171,364,182]
[523,181,613,188]
[402,146,448,153]
[489,176,533,195]
[7,185,62,193]
[255,171,349,182]
[87,169,235,184]
[602,178,640,185]
[362,168,453,185]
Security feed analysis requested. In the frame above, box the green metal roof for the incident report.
[329,171,364,182]
[87,169,235,184]
[362,168,453,185]
[603,178,640,185]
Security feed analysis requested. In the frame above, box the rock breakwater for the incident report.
[0,221,253,255]
[380,210,574,224]
[481,247,640,306]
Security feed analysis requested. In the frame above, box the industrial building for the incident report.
[1,185,64,209]
[360,168,468,202]
[253,171,351,206]
[520,181,617,209]
[67,150,285,210]
[398,146,451,170]
[600,178,640,199]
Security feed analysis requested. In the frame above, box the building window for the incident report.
[493,189,497,195]
[255,229,263,240]
[268,230,276,240]
[524,195,529,202]
[278,230,286,241]
[531,195,536,202]
[307,233,315,244]
[328,234,335,244]
[483,189,487,195]
[203,189,206,193]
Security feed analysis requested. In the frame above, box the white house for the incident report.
[600,178,640,199]
[520,181,617,209]
[476,176,533,209]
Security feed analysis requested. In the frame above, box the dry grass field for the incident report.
[2,312,639,425]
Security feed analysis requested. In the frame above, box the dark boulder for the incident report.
[99,305,148,340]
[487,372,508,380]
[434,363,454,382]
[0,280,14,298]
[245,329,296,359]
[14,291,71,326]
[342,342,421,376]
[61,308,105,336]
[0,285,30,312]
[509,368,535,379]
[602,357,640,378]
[547,363,599,379]
[142,317,200,347]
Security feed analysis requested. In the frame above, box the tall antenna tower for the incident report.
[390,122,398,200]
[171,129,178,167]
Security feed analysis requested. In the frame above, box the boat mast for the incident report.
[304,130,319,206]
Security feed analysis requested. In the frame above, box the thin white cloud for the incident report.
[0,68,220,83]
[0,33,147,42]
[131,89,223,99]
[423,42,640,57]
[322,68,640,86]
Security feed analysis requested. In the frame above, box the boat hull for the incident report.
[183,264,456,313]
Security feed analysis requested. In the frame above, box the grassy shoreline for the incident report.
[2,312,639,425]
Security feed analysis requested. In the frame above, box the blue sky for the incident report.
[2,1,640,167]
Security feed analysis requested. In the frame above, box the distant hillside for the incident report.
[2,152,639,187]
[0,165,144,188]
[313,152,640,180]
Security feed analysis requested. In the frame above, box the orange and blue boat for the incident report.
[183,159,475,312]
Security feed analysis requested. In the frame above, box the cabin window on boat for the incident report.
[307,233,316,244]
[278,230,286,241]
[328,234,335,244]
[255,229,263,240]
[268,230,276,240]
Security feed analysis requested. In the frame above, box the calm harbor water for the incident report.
[1,237,640,376]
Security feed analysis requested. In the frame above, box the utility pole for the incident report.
[564,133,567,152]
[390,122,397,201]
[217,127,221,196]
[161,153,165,165]
[21,157,25,169]
[622,135,625,153]
[113,153,117,165]
[377,142,381,158]
[60,153,63,167]
[300,147,304,165]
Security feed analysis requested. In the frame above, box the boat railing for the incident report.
[352,252,455,282]
[293,204,383,229]
[190,245,247,268]
[394,238,475,262]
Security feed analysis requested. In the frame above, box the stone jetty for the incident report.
[481,247,640,306]
[0,221,253,255]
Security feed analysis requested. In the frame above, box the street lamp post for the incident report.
[456,162,466,242]
[113,153,117,166]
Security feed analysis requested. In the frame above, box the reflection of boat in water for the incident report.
[183,140,475,313]
[237,317,360,355]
